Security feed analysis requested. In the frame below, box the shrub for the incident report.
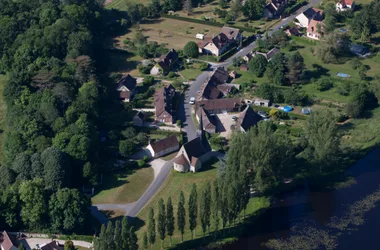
[137,159,145,167]
[198,62,209,71]
[316,77,334,91]
[184,41,199,58]
[168,71,177,78]
[143,155,150,162]
[176,120,182,127]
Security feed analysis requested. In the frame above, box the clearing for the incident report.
[115,18,222,50]
[91,166,154,204]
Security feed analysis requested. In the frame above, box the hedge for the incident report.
[291,36,319,46]
[58,234,94,243]
[161,14,257,33]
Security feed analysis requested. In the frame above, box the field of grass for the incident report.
[91,167,154,204]
[106,0,151,10]
[179,63,203,80]
[0,75,7,164]
[134,158,270,249]
[116,18,222,50]
[106,49,143,76]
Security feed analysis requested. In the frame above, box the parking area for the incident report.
[216,112,239,139]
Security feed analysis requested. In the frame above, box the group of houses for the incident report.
[197,26,242,56]
[0,231,66,250]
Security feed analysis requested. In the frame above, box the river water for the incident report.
[225,149,380,250]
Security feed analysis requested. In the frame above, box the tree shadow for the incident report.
[303,64,329,81]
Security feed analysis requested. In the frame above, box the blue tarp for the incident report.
[337,73,350,78]
[283,106,293,112]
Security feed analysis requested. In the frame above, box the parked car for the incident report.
[189,97,195,105]
[258,111,269,118]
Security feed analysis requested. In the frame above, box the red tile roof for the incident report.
[149,135,179,153]
[0,231,16,250]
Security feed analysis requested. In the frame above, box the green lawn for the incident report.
[91,167,154,204]
[106,49,143,77]
[106,0,151,10]
[134,158,270,249]
[0,75,7,164]
[180,63,203,80]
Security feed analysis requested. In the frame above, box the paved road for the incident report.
[183,0,322,139]
[126,159,175,217]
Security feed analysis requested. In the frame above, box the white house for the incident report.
[296,8,324,28]
[196,33,205,40]
[336,0,355,12]
[146,135,179,158]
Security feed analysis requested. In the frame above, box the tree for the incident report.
[177,191,186,242]
[119,139,135,157]
[49,188,90,233]
[166,196,175,246]
[184,41,199,58]
[105,221,115,250]
[121,216,130,250]
[143,232,148,250]
[286,52,304,84]
[305,110,340,173]
[323,3,337,33]
[266,53,285,85]
[19,178,48,230]
[315,32,350,63]
[249,54,267,77]
[212,180,221,236]
[188,183,198,239]
[129,226,139,250]
[149,0,161,17]
[183,0,193,14]
[230,0,242,20]
[114,220,122,250]
[243,0,266,20]
[41,147,71,191]
[64,241,75,250]
[148,207,156,250]
[96,224,107,250]
[200,182,212,236]
[157,199,166,248]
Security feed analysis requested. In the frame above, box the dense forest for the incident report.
[0,0,134,234]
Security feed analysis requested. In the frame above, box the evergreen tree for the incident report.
[200,182,212,236]
[239,166,250,218]
[148,207,156,250]
[166,196,175,247]
[188,183,198,239]
[129,226,139,250]
[114,220,122,250]
[18,242,25,250]
[212,180,221,237]
[157,198,166,248]
[227,178,239,227]
[143,232,148,250]
[121,216,130,250]
[177,191,186,242]
[96,224,107,250]
[105,221,115,250]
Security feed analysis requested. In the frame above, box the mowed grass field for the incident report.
[91,167,154,204]
[0,75,6,164]
[105,0,151,10]
[135,158,270,249]
[116,18,222,50]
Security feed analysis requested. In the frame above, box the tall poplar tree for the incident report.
[105,221,115,250]
[166,196,175,246]
[212,180,221,237]
[122,216,130,250]
[114,220,122,250]
[129,226,139,250]
[157,199,166,248]
[188,183,198,239]
[148,207,156,250]
[177,191,186,242]
[200,182,212,236]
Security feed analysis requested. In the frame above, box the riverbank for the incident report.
[222,148,380,250]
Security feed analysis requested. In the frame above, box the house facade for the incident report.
[296,8,324,28]
[336,0,355,12]
[196,108,216,134]
[198,27,242,56]
[116,74,137,102]
[150,49,178,76]
[154,84,176,124]
[146,135,179,158]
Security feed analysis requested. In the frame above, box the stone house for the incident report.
[263,0,289,19]
[198,27,242,56]
[307,19,323,40]
[195,98,244,115]
[146,135,179,158]
[154,84,176,124]
[150,49,178,76]
[116,74,137,102]
[296,8,324,28]
[336,0,355,12]
[236,106,262,132]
